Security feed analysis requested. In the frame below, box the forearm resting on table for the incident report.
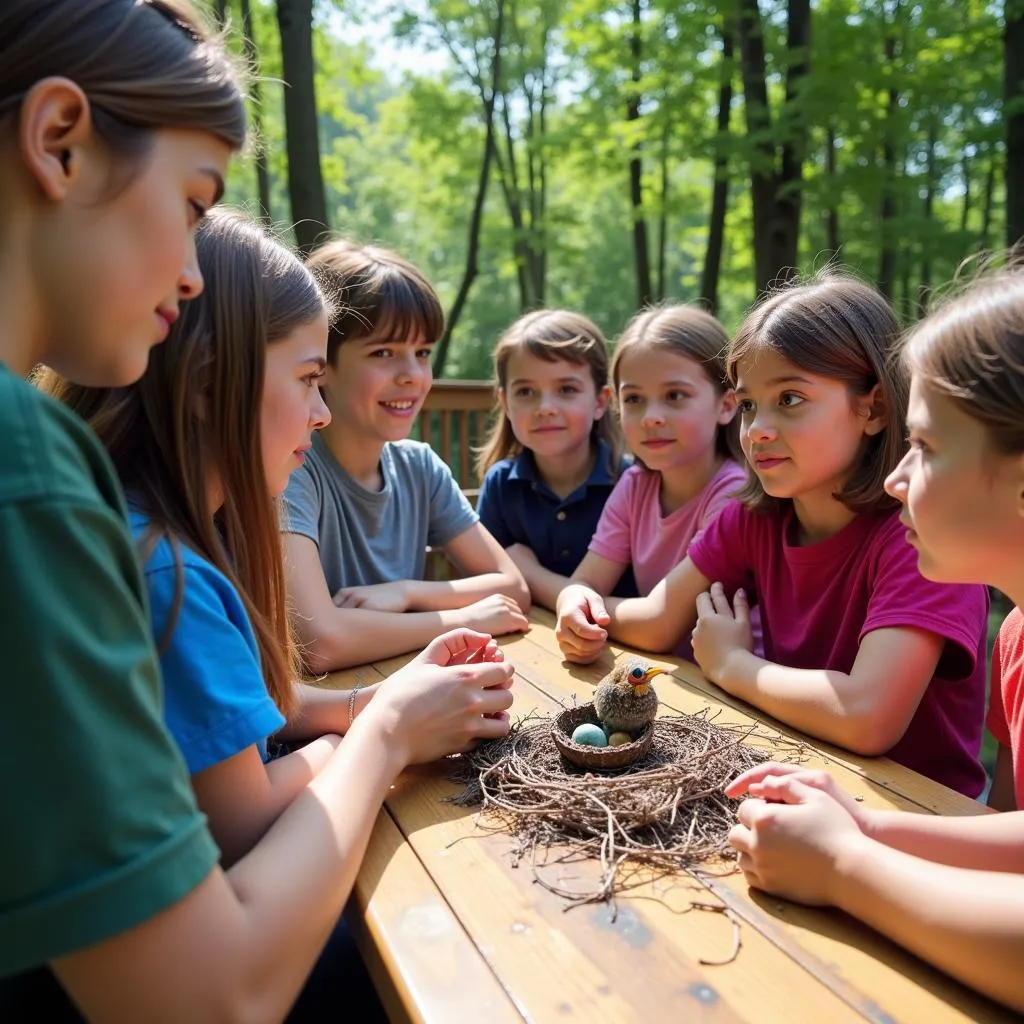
[715,651,910,756]
[605,592,692,653]
[403,572,529,613]
[833,837,1024,1012]
[53,715,406,1024]
[519,559,573,610]
[301,606,458,672]
[277,681,381,741]
[860,806,1024,873]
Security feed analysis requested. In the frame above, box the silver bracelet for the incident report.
[347,686,361,732]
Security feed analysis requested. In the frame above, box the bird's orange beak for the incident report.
[630,666,666,688]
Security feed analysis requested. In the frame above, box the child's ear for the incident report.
[496,387,509,417]
[593,384,612,422]
[860,383,888,437]
[717,388,739,426]
[18,78,93,202]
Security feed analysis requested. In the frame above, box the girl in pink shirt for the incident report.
[556,273,987,796]
[521,305,743,625]
[724,268,1024,1014]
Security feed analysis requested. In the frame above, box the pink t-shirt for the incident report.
[688,502,988,797]
[589,460,746,595]
[986,608,1024,809]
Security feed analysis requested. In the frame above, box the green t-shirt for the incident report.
[0,366,219,978]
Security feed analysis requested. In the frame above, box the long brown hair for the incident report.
[727,272,907,516]
[611,304,740,463]
[905,267,1024,455]
[307,239,445,365]
[38,209,325,717]
[475,309,621,480]
[0,1,247,177]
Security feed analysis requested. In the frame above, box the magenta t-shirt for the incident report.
[688,501,987,797]
[589,460,746,595]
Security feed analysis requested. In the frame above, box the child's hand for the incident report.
[369,628,515,766]
[726,762,871,832]
[555,584,609,664]
[692,582,752,683]
[728,776,869,906]
[460,594,529,637]
[333,580,410,613]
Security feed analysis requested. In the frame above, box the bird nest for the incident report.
[447,702,803,915]
[551,703,654,769]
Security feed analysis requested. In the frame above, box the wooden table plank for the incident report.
[386,703,861,1022]
[320,614,1012,1021]
[347,807,523,1024]
[498,622,1011,1023]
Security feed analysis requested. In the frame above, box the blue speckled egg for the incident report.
[571,723,608,747]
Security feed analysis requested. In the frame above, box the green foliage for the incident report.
[224,0,1011,373]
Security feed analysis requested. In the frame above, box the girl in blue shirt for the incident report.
[475,309,634,606]
[41,207,514,1019]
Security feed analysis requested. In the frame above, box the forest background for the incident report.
[213,0,1023,378]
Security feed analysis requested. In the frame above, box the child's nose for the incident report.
[883,454,910,503]
[311,388,331,430]
[178,236,203,301]
[641,405,665,426]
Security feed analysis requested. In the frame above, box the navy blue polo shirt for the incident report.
[477,441,637,597]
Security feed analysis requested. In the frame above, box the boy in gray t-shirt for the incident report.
[282,240,530,672]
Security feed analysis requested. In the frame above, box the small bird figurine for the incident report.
[594,658,665,737]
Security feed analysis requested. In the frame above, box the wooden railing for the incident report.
[414,380,495,581]
[414,380,495,494]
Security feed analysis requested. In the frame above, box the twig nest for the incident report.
[553,703,653,769]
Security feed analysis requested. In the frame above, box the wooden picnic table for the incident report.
[316,608,1014,1023]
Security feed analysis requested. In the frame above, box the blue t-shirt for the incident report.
[130,513,286,774]
[477,440,637,597]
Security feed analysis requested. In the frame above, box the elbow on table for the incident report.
[837,714,905,758]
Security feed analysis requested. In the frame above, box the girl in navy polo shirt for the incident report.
[475,310,634,605]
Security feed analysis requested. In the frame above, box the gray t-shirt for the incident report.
[282,435,478,594]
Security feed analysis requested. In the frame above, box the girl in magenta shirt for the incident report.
[723,268,1024,1013]
[556,273,987,795]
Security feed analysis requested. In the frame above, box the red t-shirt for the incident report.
[987,608,1024,808]
[689,501,988,796]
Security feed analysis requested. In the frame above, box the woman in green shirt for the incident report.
[0,3,514,1021]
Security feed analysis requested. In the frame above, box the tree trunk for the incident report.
[700,26,734,314]
[917,120,938,318]
[737,0,810,296]
[960,146,971,234]
[628,0,653,308]
[877,0,903,301]
[1006,0,1024,248]
[241,0,272,222]
[276,0,329,255]
[981,146,997,250]
[432,1,505,377]
[656,115,670,302]
[824,127,840,256]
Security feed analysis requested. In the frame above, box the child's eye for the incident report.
[513,386,534,399]
[416,348,433,360]
[188,200,207,226]
[737,398,755,414]
[778,392,805,409]
[666,390,689,402]
[621,393,642,405]
[369,349,392,359]
[559,385,581,395]
[908,435,930,453]
[304,369,326,388]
